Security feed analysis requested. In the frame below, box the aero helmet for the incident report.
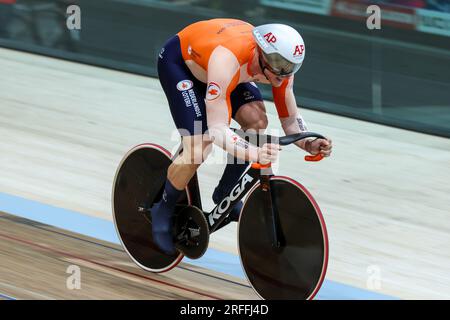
[252,24,305,77]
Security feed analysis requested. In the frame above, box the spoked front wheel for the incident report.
[238,176,329,300]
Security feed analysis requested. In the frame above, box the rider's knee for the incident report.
[252,109,268,131]
[255,115,268,131]
[241,101,268,131]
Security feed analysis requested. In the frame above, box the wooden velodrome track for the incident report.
[0,47,449,299]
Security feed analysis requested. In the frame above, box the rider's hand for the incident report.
[257,143,281,164]
[306,138,333,157]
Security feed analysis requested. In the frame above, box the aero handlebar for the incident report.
[231,129,326,162]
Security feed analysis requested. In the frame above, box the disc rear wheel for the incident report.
[112,144,190,273]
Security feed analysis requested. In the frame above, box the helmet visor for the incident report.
[260,51,301,77]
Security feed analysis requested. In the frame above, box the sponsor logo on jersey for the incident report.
[230,135,250,149]
[181,89,202,118]
[158,47,165,59]
[208,174,254,226]
[177,80,193,91]
[187,45,202,59]
[206,82,221,101]
[243,90,255,100]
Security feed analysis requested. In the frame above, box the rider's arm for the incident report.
[272,76,310,152]
[206,46,260,162]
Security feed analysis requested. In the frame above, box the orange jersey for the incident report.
[177,18,255,72]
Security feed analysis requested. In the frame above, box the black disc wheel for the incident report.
[112,144,191,272]
[238,176,329,300]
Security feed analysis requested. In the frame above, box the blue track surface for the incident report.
[0,292,17,300]
[0,192,397,300]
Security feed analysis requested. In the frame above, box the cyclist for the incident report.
[154,18,333,254]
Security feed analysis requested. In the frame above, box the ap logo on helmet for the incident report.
[293,44,304,57]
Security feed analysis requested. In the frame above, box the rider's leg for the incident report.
[214,100,268,230]
[155,34,212,253]
[168,135,211,189]
[152,135,211,254]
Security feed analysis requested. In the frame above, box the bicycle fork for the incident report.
[260,174,285,249]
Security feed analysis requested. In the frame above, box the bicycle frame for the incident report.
[172,155,273,235]
[170,143,268,230]
[206,164,264,232]
[171,130,325,241]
